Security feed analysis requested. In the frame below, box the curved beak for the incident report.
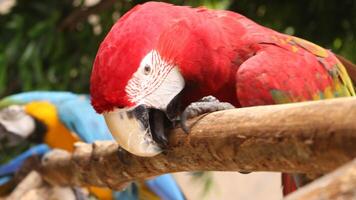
[103,105,162,157]
[104,66,185,157]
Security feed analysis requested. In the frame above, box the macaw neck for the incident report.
[28,118,47,143]
[174,36,243,107]
[158,9,271,107]
[179,63,240,108]
[25,101,79,151]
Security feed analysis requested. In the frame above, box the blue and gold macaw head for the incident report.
[0,104,37,146]
[0,99,78,153]
[0,91,114,152]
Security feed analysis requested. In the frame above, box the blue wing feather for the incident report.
[0,144,49,177]
[0,176,11,185]
[55,95,114,142]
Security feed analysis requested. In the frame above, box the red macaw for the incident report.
[90,2,355,195]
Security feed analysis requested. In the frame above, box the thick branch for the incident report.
[285,157,356,200]
[39,97,356,189]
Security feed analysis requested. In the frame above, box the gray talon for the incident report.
[179,96,235,133]
[200,95,220,103]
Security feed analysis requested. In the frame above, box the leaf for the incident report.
[0,54,7,94]
[28,22,49,38]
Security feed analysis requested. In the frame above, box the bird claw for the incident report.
[179,96,235,134]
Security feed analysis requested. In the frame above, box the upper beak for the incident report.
[103,105,162,157]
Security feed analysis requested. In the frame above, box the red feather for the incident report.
[90,2,193,112]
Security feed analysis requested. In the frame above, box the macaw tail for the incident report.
[282,173,297,196]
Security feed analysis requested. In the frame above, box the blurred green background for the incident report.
[0,0,355,97]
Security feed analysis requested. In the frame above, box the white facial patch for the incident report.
[126,50,185,110]
[0,105,35,138]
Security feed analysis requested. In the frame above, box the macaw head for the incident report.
[0,100,78,151]
[90,10,193,157]
[0,103,47,149]
[90,3,232,157]
[91,37,186,157]
[0,105,35,146]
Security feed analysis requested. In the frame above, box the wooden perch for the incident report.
[6,171,43,200]
[285,157,356,200]
[38,97,356,190]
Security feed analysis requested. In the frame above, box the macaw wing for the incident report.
[290,36,355,96]
[237,44,355,107]
[55,95,114,143]
[236,41,355,195]
[0,144,49,177]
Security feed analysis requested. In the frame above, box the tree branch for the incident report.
[7,171,43,200]
[285,157,356,200]
[39,97,356,189]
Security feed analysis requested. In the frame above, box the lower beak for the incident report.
[103,105,162,157]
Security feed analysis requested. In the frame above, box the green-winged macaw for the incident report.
[0,91,185,200]
[90,1,355,153]
[89,1,356,195]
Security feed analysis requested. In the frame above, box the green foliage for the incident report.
[0,0,355,97]
[0,0,125,97]
[230,0,356,61]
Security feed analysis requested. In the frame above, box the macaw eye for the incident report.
[143,64,151,75]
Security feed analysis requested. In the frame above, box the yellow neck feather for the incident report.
[24,101,79,152]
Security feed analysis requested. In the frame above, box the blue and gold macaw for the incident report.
[0,91,185,200]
